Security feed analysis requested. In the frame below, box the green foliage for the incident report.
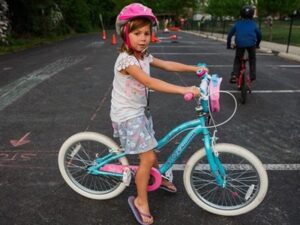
[6,0,199,38]
[59,0,91,33]
[7,0,70,36]
[205,0,251,18]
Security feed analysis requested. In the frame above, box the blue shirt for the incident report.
[227,19,262,48]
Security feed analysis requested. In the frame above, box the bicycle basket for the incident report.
[200,74,222,113]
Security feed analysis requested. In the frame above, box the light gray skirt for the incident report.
[112,115,158,154]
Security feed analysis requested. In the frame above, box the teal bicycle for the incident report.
[58,69,268,216]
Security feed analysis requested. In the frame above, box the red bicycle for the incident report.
[237,57,251,104]
[228,45,253,104]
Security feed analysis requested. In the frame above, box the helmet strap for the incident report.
[124,22,144,56]
[124,23,132,50]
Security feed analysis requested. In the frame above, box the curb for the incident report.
[277,52,300,62]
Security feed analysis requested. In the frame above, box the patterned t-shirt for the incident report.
[110,52,153,123]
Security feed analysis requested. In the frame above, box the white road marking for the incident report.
[151,64,299,68]
[150,45,216,48]
[0,56,86,111]
[152,52,272,56]
[150,89,300,94]
[226,90,300,93]
[170,164,300,171]
[278,65,300,67]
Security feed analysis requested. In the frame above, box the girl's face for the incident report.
[128,24,151,52]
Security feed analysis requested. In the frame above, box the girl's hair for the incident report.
[119,17,152,56]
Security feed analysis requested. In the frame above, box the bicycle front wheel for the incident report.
[58,132,129,200]
[183,143,268,216]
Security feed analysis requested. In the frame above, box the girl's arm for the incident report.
[125,65,199,96]
[150,57,205,73]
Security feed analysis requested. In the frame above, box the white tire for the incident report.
[184,143,268,216]
[58,132,128,200]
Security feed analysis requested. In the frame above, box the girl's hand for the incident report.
[185,86,200,97]
[197,66,209,74]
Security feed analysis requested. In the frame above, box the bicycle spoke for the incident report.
[189,148,264,211]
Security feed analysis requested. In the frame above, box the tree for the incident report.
[0,0,9,44]
[205,0,251,19]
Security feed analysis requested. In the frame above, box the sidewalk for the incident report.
[183,30,300,63]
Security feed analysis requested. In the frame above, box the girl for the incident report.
[111,3,204,225]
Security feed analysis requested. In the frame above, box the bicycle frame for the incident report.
[156,115,226,187]
[89,113,227,187]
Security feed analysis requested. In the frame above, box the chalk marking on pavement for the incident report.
[0,56,86,111]
[86,41,104,47]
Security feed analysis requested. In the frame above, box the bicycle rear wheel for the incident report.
[241,72,247,104]
[183,143,268,216]
[58,132,128,200]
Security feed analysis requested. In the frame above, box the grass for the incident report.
[260,20,300,46]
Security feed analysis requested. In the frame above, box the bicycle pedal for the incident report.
[122,168,132,186]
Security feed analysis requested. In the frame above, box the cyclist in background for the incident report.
[227,5,262,83]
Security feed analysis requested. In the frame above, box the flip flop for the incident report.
[159,183,177,193]
[128,196,153,225]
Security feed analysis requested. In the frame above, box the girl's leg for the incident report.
[248,46,256,81]
[234,48,245,73]
[134,150,156,224]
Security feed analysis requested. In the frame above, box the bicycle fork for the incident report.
[203,132,227,187]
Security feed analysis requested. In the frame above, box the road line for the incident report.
[152,52,272,56]
[150,45,215,48]
[208,64,300,67]
[278,65,300,67]
[0,56,86,111]
[169,164,300,171]
[150,89,300,94]
[1,163,300,171]
[226,90,300,93]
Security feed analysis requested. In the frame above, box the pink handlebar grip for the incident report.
[196,68,207,78]
[184,92,194,101]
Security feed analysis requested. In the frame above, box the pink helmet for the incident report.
[115,3,158,35]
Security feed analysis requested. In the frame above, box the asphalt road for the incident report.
[0,31,299,225]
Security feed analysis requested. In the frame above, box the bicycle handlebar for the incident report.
[184,92,194,101]
[184,65,209,102]
[184,64,222,113]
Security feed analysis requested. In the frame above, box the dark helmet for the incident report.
[240,5,254,19]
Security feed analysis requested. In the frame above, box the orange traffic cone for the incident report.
[151,33,160,43]
[111,33,117,45]
[169,34,177,41]
[102,30,107,40]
